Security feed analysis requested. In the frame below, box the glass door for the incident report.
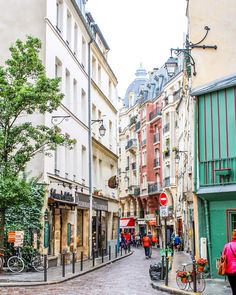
[227,210,236,241]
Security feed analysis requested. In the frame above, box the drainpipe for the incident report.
[204,200,212,277]
[88,38,93,259]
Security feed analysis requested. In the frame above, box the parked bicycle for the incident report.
[0,247,47,273]
[176,262,206,293]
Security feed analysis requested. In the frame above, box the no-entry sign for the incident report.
[159,192,168,206]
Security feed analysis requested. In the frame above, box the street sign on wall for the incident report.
[159,192,168,206]
[160,206,169,217]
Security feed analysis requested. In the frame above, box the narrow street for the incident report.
[0,248,167,295]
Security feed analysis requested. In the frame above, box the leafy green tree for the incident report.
[0,36,75,246]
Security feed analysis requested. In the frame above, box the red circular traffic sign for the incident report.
[159,192,168,206]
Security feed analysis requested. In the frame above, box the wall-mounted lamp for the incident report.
[91,119,106,137]
[51,115,70,125]
[173,148,188,163]
[167,26,217,76]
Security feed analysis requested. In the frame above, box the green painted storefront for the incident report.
[192,76,236,278]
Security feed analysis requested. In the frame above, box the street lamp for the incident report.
[165,56,178,77]
[91,119,106,137]
[88,119,106,258]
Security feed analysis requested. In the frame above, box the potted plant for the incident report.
[163,148,170,157]
[93,188,100,196]
[172,146,179,152]
[177,271,189,283]
[196,258,208,272]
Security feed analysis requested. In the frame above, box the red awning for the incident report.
[120,218,135,228]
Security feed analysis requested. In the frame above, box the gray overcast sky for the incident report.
[86,0,187,98]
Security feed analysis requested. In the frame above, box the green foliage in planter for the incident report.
[5,182,45,248]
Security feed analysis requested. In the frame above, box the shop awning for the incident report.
[148,219,157,226]
[120,218,135,228]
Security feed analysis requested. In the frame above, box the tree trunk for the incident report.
[0,209,5,248]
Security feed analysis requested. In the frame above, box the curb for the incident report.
[0,251,133,287]
[151,282,200,295]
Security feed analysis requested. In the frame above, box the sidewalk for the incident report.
[0,250,132,287]
[151,251,232,295]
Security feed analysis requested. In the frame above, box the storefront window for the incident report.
[77,209,83,246]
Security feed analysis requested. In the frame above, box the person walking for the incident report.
[147,231,153,258]
[142,233,151,259]
[221,229,236,295]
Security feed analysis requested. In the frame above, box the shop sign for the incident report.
[93,197,108,211]
[137,219,146,225]
[75,193,108,211]
[50,188,74,203]
[8,231,24,247]
[76,192,90,209]
[145,214,155,220]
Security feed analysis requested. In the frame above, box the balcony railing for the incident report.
[135,121,141,131]
[134,187,140,196]
[128,185,140,196]
[148,182,161,194]
[125,138,137,150]
[149,108,162,121]
[153,133,160,143]
[199,157,236,186]
[129,116,137,126]
[163,123,170,133]
[163,177,170,187]
[141,139,146,146]
[131,162,136,170]
[154,158,160,167]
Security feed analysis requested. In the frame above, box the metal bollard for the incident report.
[165,257,169,286]
[93,248,95,267]
[160,255,165,280]
[125,247,127,254]
[72,252,76,274]
[121,246,123,256]
[62,253,65,277]
[102,248,104,263]
[44,254,47,282]
[80,251,83,271]
[128,243,131,253]
[192,259,197,292]
[109,245,111,260]
[115,245,117,258]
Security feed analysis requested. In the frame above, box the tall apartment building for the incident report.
[0,0,118,262]
[187,0,236,277]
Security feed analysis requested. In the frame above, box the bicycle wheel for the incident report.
[176,273,188,290]
[189,273,206,293]
[32,255,48,272]
[7,256,24,273]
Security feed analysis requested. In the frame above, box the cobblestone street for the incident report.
[0,248,166,295]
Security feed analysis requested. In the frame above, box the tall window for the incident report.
[142,150,146,166]
[109,120,112,148]
[92,56,96,81]
[82,37,86,68]
[82,146,86,182]
[77,210,83,247]
[73,142,78,181]
[98,64,101,87]
[99,159,102,189]
[65,69,70,108]
[66,10,71,45]
[74,23,78,56]
[56,0,63,32]
[55,57,62,88]
[65,147,70,179]
[81,89,87,124]
[73,79,78,116]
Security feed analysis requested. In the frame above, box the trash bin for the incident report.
[149,262,166,281]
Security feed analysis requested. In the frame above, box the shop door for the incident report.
[227,210,236,241]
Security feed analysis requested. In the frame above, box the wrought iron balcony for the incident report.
[163,123,170,133]
[129,116,137,126]
[199,157,236,186]
[148,182,161,194]
[163,177,170,187]
[141,139,146,146]
[131,162,136,170]
[128,185,140,196]
[154,158,160,167]
[135,121,141,131]
[125,138,137,151]
[153,133,160,143]
[149,108,162,121]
